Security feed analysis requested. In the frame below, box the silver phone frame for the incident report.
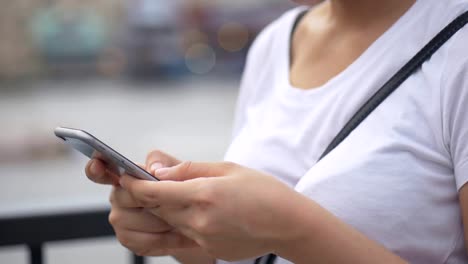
[54,127,158,181]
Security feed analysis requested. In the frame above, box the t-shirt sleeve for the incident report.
[458,160,468,191]
[230,7,306,140]
[230,45,259,139]
[230,22,276,139]
[442,30,468,191]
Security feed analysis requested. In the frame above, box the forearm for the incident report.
[172,248,216,264]
[273,193,408,264]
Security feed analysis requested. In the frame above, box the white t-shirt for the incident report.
[220,0,468,263]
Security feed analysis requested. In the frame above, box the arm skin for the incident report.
[272,190,407,264]
[457,184,468,254]
[272,182,468,264]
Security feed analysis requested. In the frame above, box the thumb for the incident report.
[145,150,182,174]
[154,161,233,181]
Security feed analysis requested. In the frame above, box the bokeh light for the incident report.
[185,43,216,74]
[217,22,250,52]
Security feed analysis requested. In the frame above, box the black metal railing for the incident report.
[0,209,145,264]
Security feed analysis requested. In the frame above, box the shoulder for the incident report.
[439,2,468,87]
[419,0,468,94]
[436,1,468,188]
[434,0,468,54]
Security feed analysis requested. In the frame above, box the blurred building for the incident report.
[30,0,126,78]
[0,0,296,82]
[0,1,42,80]
[0,0,125,81]
[0,2,296,263]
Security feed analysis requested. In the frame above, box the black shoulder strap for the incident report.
[291,9,308,39]
[318,10,468,161]
[258,9,468,264]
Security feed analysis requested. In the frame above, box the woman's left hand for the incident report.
[119,161,304,261]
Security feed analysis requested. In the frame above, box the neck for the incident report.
[323,0,416,27]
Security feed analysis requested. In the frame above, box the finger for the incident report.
[146,150,181,174]
[120,174,196,207]
[110,186,144,208]
[85,159,119,185]
[109,207,173,233]
[149,205,191,230]
[116,229,197,256]
[154,161,234,181]
[149,206,206,246]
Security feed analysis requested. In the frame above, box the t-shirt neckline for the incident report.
[277,0,423,103]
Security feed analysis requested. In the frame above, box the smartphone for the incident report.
[54,127,158,181]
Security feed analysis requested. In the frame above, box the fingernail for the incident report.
[90,160,98,174]
[150,162,164,173]
[154,167,170,179]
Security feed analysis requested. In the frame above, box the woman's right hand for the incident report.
[85,150,215,264]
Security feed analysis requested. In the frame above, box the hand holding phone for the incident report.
[55,127,158,181]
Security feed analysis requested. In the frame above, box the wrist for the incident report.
[270,191,315,260]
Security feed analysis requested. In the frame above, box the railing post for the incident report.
[133,254,145,264]
[29,244,43,264]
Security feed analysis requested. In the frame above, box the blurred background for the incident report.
[0,0,297,263]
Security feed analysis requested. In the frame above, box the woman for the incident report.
[86,0,468,263]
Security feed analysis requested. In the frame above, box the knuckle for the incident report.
[179,161,193,175]
[191,215,214,235]
[109,188,117,205]
[195,189,213,206]
[191,216,207,232]
[140,191,158,207]
[147,149,180,167]
[108,210,121,227]
[149,149,164,157]
[194,181,218,206]
[147,149,164,162]
[116,232,132,249]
